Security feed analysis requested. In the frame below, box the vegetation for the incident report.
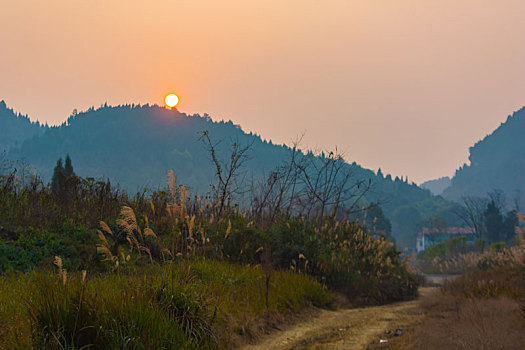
[409,242,525,350]
[454,190,519,243]
[0,144,418,348]
[444,106,525,205]
[415,217,525,273]
[415,193,523,273]
[0,260,334,349]
[1,101,462,248]
[0,100,45,153]
[416,240,525,274]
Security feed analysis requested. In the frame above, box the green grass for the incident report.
[0,259,334,349]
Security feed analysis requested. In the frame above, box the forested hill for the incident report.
[8,104,292,192]
[3,103,460,247]
[443,106,525,203]
[0,100,46,153]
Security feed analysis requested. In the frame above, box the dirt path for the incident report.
[243,288,434,350]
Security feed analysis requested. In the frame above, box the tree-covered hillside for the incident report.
[0,100,45,153]
[443,106,525,204]
[9,104,291,193]
[3,103,461,247]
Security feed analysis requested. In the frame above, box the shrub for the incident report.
[273,219,418,304]
[415,242,525,274]
[418,236,467,260]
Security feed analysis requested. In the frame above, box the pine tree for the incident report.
[51,158,64,192]
[64,154,74,177]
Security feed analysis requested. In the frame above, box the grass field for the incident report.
[0,259,335,349]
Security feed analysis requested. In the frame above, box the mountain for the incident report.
[0,100,46,154]
[421,177,451,196]
[2,102,461,247]
[8,104,292,192]
[443,107,525,204]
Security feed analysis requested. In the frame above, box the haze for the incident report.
[1,0,524,183]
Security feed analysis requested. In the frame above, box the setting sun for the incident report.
[164,93,179,108]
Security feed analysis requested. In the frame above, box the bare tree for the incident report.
[454,196,488,239]
[294,148,372,230]
[250,142,302,225]
[200,130,252,216]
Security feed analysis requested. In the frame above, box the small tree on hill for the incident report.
[51,155,75,193]
[51,158,64,193]
[64,154,75,177]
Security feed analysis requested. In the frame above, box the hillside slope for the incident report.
[4,103,460,247]
[0,100,45,154]
[9,104,290,192]
[443,106,525,203]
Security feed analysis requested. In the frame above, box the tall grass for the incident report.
[416,243,525,274]
[95,193,417,304]
[1,162,416,304]
[0,260,334,349]
[0,165,417,348]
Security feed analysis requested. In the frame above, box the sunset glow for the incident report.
[2,0,525,182]
[165,94,179,108]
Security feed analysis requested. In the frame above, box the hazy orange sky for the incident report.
[1,0,524,183]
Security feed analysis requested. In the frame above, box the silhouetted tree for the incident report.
[503,210,519,242]
[365,203,392,240]
[295,148,372,230]
[64,154,74,177]
[454,196,488,239]
[51,158,64,193]
[200,130,252,216]
[484,200,504,243]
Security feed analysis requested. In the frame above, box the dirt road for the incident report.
[243,288,434,350]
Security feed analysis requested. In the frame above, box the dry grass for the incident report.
[367,293,525,350]
[411,293,525,349]
[389,263,525,349]
[417,243,525,275]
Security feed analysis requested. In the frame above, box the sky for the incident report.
[1,0,524,184]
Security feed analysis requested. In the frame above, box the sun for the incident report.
[165,93,179,108]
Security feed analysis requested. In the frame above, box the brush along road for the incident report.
[243,288,435,350]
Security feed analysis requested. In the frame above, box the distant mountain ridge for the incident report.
[1,101,461,247]
[443,106,525,203]
[0,100,46,153]
[421,176,451,196]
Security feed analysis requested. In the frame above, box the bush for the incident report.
[273,219,418,304]
[418,236,467,261]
